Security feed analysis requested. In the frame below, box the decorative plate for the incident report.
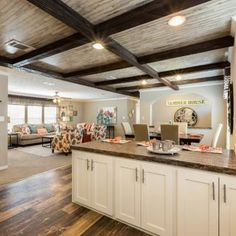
[174,107,198,127]
[147,146,181,155]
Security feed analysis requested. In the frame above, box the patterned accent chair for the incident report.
[52,127,84,155]
[91,125,107,141]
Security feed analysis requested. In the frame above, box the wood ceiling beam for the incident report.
[116,75,224,91]
[27,0,178,90]
[95,61,230,86]
[65,36,234,78]
[0,56,138,98]
[13,0,210,66]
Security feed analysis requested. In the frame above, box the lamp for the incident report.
[53,91,61,105]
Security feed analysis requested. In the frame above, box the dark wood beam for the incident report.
[27,0,178,90]
[14,0,210,66]
[95,61,229,86]
[116,75,224,91]
[0,56,138,98]
[65,36,234,78]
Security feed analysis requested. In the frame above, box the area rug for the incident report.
[0,147,71,186]
[17,144,56,157]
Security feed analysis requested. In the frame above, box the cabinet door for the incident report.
[90,154,113,216]
[220,175,236,236]
[177,169,218,236]
[141,163,174,236]
[72,152,90,206]
[115,158,140,227]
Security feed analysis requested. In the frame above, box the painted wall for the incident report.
[82,98,138,136]
[0,74,8,169]
[140,84,227,147]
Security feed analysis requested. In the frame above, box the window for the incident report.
[27,106,42,124]
[44,106,57,124]
[8,105,25,130]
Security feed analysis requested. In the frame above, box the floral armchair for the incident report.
[51,127,84,155]
[51,124,107,154]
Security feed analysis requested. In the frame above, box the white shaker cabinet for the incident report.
[115,158,141,227]
[177,169,219,236]
[72,151,113,216]
[115,158,174,235]
[220,175,236,236]
[141,162,174,236]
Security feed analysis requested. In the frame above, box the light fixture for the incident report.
[142,79,147,85]
[175,75,182,81]
[53,91,61,105]
[168,15,186,27]
[92,42,104,49]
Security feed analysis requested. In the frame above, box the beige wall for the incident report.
[140,84,227,147]
[82,98,138,136]
[0,74,8,169]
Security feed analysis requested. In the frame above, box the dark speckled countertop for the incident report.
[72,141,236,175]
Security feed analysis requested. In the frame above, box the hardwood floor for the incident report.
[0,166,150,236]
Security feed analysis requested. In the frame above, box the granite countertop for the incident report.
[72,141,236,175]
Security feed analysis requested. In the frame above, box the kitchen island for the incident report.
[71,141,236,236]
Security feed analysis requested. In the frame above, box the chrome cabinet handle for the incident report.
[224,184,227,203]
[142,169,145,183]
[91,159,94,171]
[212,182,215,200]
[87,159,90,170]
[135,168,138,182]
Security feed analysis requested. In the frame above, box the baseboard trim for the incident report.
[0,165,8,170]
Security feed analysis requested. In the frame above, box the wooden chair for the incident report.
[160,124,179,144]
[211,123,223,148]
[133,124,149,141]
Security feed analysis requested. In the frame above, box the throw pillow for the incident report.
[21,125,31,135]
[37,128,48,135]
[44,124,55,133]
[28,124,38,134]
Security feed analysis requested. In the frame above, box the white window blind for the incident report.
[8,105,25,130]
[27,106,42,124]
[44,106,57,124]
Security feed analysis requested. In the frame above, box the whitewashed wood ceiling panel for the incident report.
[33,42,121,73]
[0,0,75,58]
[111,0,236,56]
[62,0,153,24]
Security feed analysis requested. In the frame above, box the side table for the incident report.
[8,133,19,149]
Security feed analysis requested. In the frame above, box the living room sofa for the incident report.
[12,124,56,146]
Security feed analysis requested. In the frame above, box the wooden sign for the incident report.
[166,99,208,106]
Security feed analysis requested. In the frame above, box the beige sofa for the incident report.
[12,124,56,146]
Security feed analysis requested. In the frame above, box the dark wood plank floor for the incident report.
[0,165,150,236]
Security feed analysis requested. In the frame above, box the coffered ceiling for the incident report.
[0,0,234,98]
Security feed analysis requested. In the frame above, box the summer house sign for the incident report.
[166,99,208,106]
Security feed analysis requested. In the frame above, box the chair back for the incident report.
[173,122,188,134]
[161,124,179,144]
[212,123,223,148]
[121,122,133,135]
[133,124,149,141]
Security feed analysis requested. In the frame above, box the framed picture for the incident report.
[97,107,117,125]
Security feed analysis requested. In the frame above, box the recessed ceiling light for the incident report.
[168,15,186,27]
[93,42,104,50]
[142,79,147,85]
[175,75,182,81]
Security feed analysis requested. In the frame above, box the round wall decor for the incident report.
[174,107,198,127]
